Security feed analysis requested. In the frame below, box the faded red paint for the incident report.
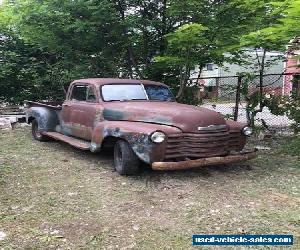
[26,78,256,170]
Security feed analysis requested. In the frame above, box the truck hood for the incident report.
[102,101,227,132]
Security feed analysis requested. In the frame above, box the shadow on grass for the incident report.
[40,138,259,176]
[31,132,298,187]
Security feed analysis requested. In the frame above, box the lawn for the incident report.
[0,127,300,249]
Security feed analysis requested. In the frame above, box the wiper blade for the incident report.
[119,98,147,101]
[106,98,147,102]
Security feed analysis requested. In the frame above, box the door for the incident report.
[61,83,99,140]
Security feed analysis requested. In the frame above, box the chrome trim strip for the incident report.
[197,124,228,131]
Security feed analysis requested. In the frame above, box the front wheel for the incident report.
[31,119,51,142]
[114,140,141,175]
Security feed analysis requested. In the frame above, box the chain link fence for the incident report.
[192,73,300,129]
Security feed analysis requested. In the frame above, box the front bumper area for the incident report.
[151,149,258,170]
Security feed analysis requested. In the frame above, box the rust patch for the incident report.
[26,78,251,168]
[103,127,153,163]
[152,150,258,170]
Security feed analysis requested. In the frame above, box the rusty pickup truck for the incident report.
[26,78,257,175]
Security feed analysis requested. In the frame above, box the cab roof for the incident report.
[71,78,167,87]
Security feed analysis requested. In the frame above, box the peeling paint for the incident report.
[103,127,153,163]
[103,109,125,120]
[26,78,249,168]
[26,107,59,132]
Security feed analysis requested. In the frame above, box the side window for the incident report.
[71,85,87,101]
[70,84,97,102]
[86,86,96,102]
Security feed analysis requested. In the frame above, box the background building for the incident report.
[191,49,285,99]
[284,37,300,96]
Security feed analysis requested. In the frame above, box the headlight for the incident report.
[150,131,166,143]
[242,126,253,136]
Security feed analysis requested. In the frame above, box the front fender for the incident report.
[226,119,247,132]
[26,107,59,132]
[91,121,181,163]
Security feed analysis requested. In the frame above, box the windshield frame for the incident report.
[100,83,175,102]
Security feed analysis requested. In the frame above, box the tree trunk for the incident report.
[176,48,191,101]
[115,0,143,78]
[159,0,168,55]
[259,49,266,110]
[176,68,186,100]
[248,48,267,126]
[196,64,204,82]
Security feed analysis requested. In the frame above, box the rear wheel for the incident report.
[114,140,140,175]
[31,119,50,142]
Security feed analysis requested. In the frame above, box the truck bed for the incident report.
[26,101,63,110]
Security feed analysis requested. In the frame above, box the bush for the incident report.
[265,95,300,133]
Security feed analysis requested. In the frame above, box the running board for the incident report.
[42,132,91,150]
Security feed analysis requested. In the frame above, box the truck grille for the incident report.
[165,126,237,161]
[228,131,245,151]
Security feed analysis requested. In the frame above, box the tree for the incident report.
[7,0,124,75]
[153,0,286,102]
[1,0,298,105]
[155,23,208,101]
[237,0,297,126]
[0,0,127,103]
[261,0,300,42]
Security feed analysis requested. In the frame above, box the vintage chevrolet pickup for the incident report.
[26,78,257,175]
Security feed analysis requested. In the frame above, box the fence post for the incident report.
[215,77,220,98]
[234,75,242,121]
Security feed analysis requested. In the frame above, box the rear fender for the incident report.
[26,107,60,132]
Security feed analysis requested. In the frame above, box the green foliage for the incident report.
[240,73,260,125]
[0,0,123,103]
[0,0,299,105]
[153,23,209,101]
[235,0,299,128]
[279,136,300,156]
[265,95,300,133]
[240,0,290,49]
[178,83,201,105]
[239,72,300,130]
[257,0,300,43]
[155,56,184,67]
[156,23,209,69]
[0,32,48,102]
[166,24,208,48]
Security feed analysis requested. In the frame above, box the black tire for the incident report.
[31,119,51,142]
[114,140,140,175]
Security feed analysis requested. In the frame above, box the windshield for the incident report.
[101,84,175,102]
[144,85,175,101]
[101,84,147,101]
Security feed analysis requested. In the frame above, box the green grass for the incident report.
[279,136,300,157]
[0,127,300,249]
